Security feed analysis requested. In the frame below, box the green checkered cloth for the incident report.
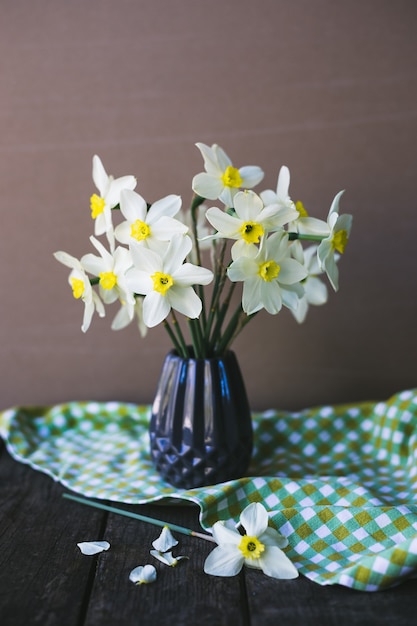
[1,388,417,591]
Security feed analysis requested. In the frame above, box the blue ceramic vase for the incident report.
[149,349,253,489]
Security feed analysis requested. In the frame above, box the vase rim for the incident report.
[168,347,235,362]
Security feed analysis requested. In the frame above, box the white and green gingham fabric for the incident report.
[1,388,417,591]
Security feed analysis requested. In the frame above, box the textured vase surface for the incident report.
[149,349,253,489]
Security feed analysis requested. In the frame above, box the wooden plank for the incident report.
[83,503,248,626]
[0,443,106,626]
[245,565,417,625]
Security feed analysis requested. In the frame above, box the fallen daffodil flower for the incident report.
[77,540,110,555]
[150,525,188,566]
[129,564,157,585]
[150,550,189,567]
[204,502,298,580]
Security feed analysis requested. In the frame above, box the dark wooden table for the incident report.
[1,440,416,626]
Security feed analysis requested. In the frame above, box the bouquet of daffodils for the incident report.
[54,142,352,359]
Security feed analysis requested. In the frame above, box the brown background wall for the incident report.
[1,0,416,412]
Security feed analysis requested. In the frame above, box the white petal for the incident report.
[242,278,264,315]
[205,207,241,237]
[260,546,299,579]
[297,217,330,236]
[173,263,213,287]
[130,244,162,274]
[106,175,137,208]
[81,253,106,277]
[260,189,278,205]
[119,189,147,222]
[168,286,202,319]
[281,285,302,312]
[304,276,328,305]
[129,564,157,585]
[291,296,308,324]
[143,291,171,327]
[328,189,345,218]
[278,258,308,285]
[111,301,135,330]
[233,190,263,221]
[195,142,224,175]
[228,257,258,282]
[77,541,110,555]
[92,155,108,196]
[213,144,233,171]
[211,521,241,547]
[239,165,264,188]
[204,545,244,577]
[192,173,224,200]
[240,503,269,537]
[151,216,188,240]
[260,527,289,549]
[113,221,131,245]
[276,165,290,199]
[150,550,188,566]
[163,234,192,274]
[152,526,178,552]
[324,250,339,291]
[81,299,95,333]
[54,251,81,270]
[125,269,153,296]
[147,194,182,221]
[218,186,236,208]
[260,280,282,315]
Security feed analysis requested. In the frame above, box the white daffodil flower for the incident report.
[192,142,264,207]
[77,541,110,555]
[317,190,352,291]
[81,236,134,304]
[227,231,308,315]
[152,526,178,552]
[90,155,137,239]
[54,251,105,332]
[150,549,188,567]
[290,241,328,323]
[126,234,214,328]
[205,190,298,260]
[114,189,188,253]
[204,502,298,580]
[260,165,296,212]
[129,564,157,585]
[261,166,329,236]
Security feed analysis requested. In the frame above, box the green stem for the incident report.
[221,311,258,353]
[63,494,216,542]
[214,302,246,355]
[204,268,228,345]
[163,320,185,357]
[188,318,204,358]
[208,282,236,353]
[171,311,189,357]
[288,232,326,242]
[190,194,207,328]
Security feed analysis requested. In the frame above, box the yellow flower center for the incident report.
[90,194,106,219]
[238,535,265,560]
[240,221,264,244]
[131,219,151,241]
[295,200,308,218]
[332,229,348,254]
[151,271,174,295]
[99,271,118,290]
[221,165,243,189]
[70,277,85,299]
[258,260,280,282]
